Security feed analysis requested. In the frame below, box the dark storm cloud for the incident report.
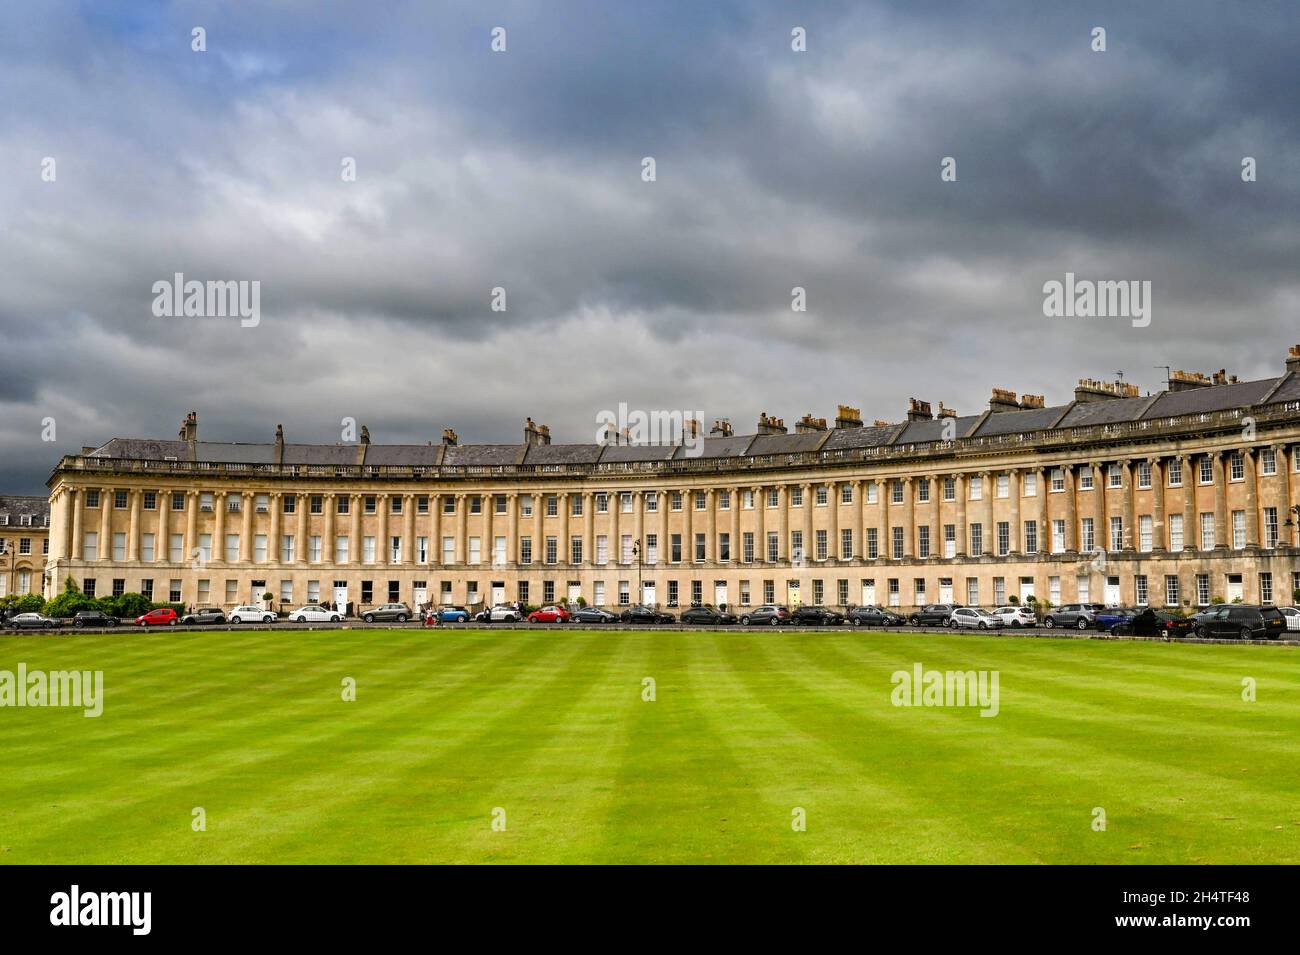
[1,1,1298,493]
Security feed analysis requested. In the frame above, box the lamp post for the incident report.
[1283,505,1300,547]
[632,538,643,607]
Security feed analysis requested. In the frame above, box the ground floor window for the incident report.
[1165,575,1179,607]
[1260,572,1274,604]
[1135,574,1148,606]
[740,580,751,605]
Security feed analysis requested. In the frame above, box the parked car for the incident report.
[529,605,571,624]
[72,609,118,628]
[1112,608,1196,638]
[572,606,618,624]
[1042,603,1105,630]
[287,605,343,623]
[739,605,792,626]
[7,612,61,630]
[228,604,276,624]
[792,606,846,626]
[362,603,413,623]
[1191,605,1287,640]
[909,604,956,627]
[474,604,523,623]
[135,608,179,627]
[181,607,227,626]
[619,605,674,624]
[1278,606,1300,631]
[1091,607,1138,633]
[947,607,1005,629]
[992,606,1037,628]
[680,606,739,625]
[433,606,471,623]
[848,606,904,627]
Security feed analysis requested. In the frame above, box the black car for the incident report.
[620,605,675,624]
[72,610,119,627]
[848,606,904,627]
[1191,605,1287,640]
[1113,608,1196,638]
[908,604,955,626]
[180,607,227,625]
[1042,603,1105,630]
[739,605,792,626]
[680,606,739,625]
[572,607,618,624]
[791,606,845,626]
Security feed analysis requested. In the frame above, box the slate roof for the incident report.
[0,495,50,523]
[63,371,1300,472]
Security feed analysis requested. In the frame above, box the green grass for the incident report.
[1,628,1298,864]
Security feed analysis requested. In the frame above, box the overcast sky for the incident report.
[2,1,1299,492]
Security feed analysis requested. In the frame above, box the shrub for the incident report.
[45,578,99,618]
[100,593,152,620]
[0,593,46,615]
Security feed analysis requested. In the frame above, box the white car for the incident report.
[228,605,276,624]
[993,606,1037,628]
[477,604,522,622]
[947,607,1006,630]
[288,605,342,623]
[1279,607,1300,631]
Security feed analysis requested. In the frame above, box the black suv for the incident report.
[680,606,739,625]
[791,606,845,626]
[1192,605,1286,640]
[848,606,904,627]
[909,604,955,626]
[620,605,675,624]
[1042,603,1105,630]
[72,610,118,627]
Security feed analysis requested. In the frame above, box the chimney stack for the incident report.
[989,388,1020,414]
[937,403,957,419]
[1287,345,1300,374]
[795,413,827,433]
[524,417,543,446]
[274,424,284,466]
[441,428,458,446]
[873,419,891,427]
[1018,394,1045,410]
[834,404,863,429]
[1168,369,1211,392]
[906,398,933,422]
[178,410,198,442]
[1211,368,1230,386]
[1074,378,1139,403]
[710,419,733,437]
[756,412,787,435]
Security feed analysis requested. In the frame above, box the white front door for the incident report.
[492,582,506,605]
[714,582,728,607]
[413,586,427,608]
[787,580,802,606]
[567,582,581,604]
[642,581,656,606]
[333,584,348,609]
[1226,574,1244,603]
[1104,576,1121,606]
[939,579,954,604]
[1019,577,1036,602]
[861,581,876,605]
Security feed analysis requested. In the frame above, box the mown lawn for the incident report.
[0,628,1297,863]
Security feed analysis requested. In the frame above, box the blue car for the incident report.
[435,606,471,623]
[1092,607,1137,633]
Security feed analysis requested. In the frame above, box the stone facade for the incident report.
[0,495,52,599]
[40,350,1300,614]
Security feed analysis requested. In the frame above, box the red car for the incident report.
[135,608,179,627]
[527,605,571,623]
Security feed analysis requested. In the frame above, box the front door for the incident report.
[1019,577,1035,603]
[1104,576,1121,607]
[333,584,348,611]
[1226,574,1244,603]
[413,585,427,609]
[492,582,506,605]
[787,580,801,607]
[714,582,728,607]
[861,580,876,606]
[939,578,954,604]
[642,581,656,606]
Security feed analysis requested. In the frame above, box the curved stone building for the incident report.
[42,348,1300,614]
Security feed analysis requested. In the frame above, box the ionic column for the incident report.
[1182,454,1196,551]
[582,492,594,565]
[800,482,812,562]
[753,485,765,562]
[428,493,440,566]
[185,490,199,561]
[1212,452,1228,549]
[1121,459,1135,551]
[1064,464,1077,552]
[1243,448,1259,547]
[508,492,520,567]
[1277,445,1294,546]
[854,479,865,559]
[377,493,390,565]
[71,488,84,559]
[1007,470,1020,554]
[155,489,169,562]
[634,491,645,566]
[240,492,254,561]
[777,486,788,562]
[98,491,112,561]
[682,489,693,563]
[212,491,227,562]
[456,493,469,565]
[269,492,282,563]
[557,492,568,565]
[954,474,967,557]
[323,493,336,563]
[295,493,307,564]
[127,489,141,561]
[1035,467,1048,553]
[350,494,362,565]
[1150,458,1165,552]
[402,493,415,564]
[902,477,915,558]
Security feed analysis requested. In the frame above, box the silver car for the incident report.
[947,607,1006,630]
[992,606,1037,628]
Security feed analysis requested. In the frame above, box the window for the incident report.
[86,490,100,508]
[1024,520,1038,554]
[520,537,533,565]
[545,536,557,565]
[170,533,183,562]
[740,580,752,606]
[791,531,804,563]
[763,580,775,604]
[692,580,704,605]
[917,525,930,559]
[891,527,903,559]
[442,496,456,515]
[1196,573,1210,606]
[1135,575,1148,606]
[390,536,402,563]
[336,536,350,563]
[336,496,350,515]
[996,474,1009,498]
[363,536,376,563]
[667,580,679,608]
[1109,516,1123,551]
[692,491,704,511]
[669,492,681,511]
[813,580,825,605]
[172,492,185,511]
[866,482,879,504]
[866,528,878,560]
[620,581,631,606]
[837,579,849,606]
[141,579,153,600]
[1260,572,1274,604]
[390,496,403,515]
[1079,469,1094,491]
[418,495,431,515]
[1230,453,1244,481]
[1169,513,1184,550]
[1232,511,1246,549]
[114,490,128,509]
[1022,472,1037,496]
[571,536,583,564]
[966,578,979,606]
[142,491,156,510]
[646,491,658,512]
[520,495,533,518]
[1165,575,1180,607]
[1137,461,1152,488]
[891,480,904,504]
[968,523,982,556]
[1264,507,1279,548]
[1108,464,1122,488]
[595,535,607,564]
[1138,515,1153,552]
[841,529,853,560]
[1200,513,1215,549]
[19,537,32,556]
[916,480,930,503]
[671,535,683,563]
[592,581,605,606]
[468,537,481,565]
[198,533,212,563]
[1167,459,1182,486]
[1262,448,1277,475]
[310,495,323,515]
[815,485,828,506]
[815,529,827,561]
[943,476,956,501]
[141,533,155,562]
[570,495,582,517]
[719,532,731,562]
[200,493,214,512]
[766,532,779,563]
[1081,517,1094,552]
[418,536,429,563]
[308,580,321,603]
[226,534,240,562]
[282,494,296,514]
[1199,458,1213,484]
[943,524,956,559]
[993,577,1005,605]
[841,484,852,504]
[996,522,1009,556]
[743,532,754,563]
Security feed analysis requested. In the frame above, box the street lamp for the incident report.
[631,538,643,606]
[1282,505,1300,546]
